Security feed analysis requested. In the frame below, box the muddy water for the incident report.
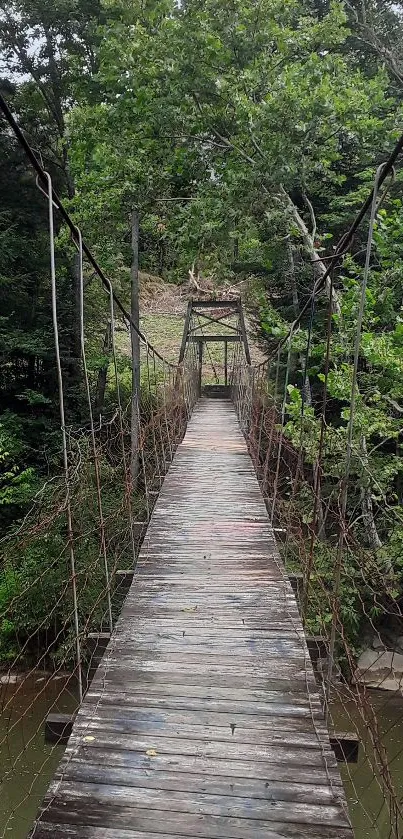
[0,673,78,839]
[0,676,402,838]
[332,691,403,838]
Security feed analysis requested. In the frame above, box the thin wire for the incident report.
[262,346,281,496]
[104,277,137,567]
[325,163,387,717]
[75,228,113,634]
[271,331,293,523]
[0,92,175,368]
[44,171,83,703]
[303,270,335,619]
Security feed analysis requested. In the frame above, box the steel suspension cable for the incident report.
[262,345,282,497]
[75,228,113,633]
[45,171,83,703]
[325,163,387,715]
[0,91,174,368]
[105,277,137,567]
[302,269,335,620]
[270,331,294,524]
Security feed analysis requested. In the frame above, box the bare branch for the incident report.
[344,0,403,87]
[191,95,341,312]
[303,193,317,242]
[279,186,341,314]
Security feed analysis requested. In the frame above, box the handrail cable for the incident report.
[0,91,175,368]
[239,134,403,371]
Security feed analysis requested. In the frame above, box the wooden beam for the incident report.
[197,339,203,397]
[330,733,359,764]
[45,713,75,745]
[288,572,303,601]
[178,299,193,363]
[115,569,135,585]
[189,335,241,343]
[237,299,251,364]
[307,636,328,664]
[191,299,240,308]
[190,311,239,332]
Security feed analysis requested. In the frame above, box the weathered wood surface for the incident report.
[32,399,353,838]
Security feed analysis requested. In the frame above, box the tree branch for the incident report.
[192,97,341,313]
[303,193,317,242]
[278,186,341,314]
[344,0,403,87]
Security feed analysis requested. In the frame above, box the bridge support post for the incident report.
[224,338,228,386]
[330,733,359,763]
[45,714,75,745]
[198,339,203,396]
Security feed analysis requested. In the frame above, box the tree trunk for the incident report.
[94,320,112,422]
[286,237,312,407]
[280,188,341,315]
[130,209,141,487]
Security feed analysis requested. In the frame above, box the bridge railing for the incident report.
[0,112,200,837]
[231,181,403,836]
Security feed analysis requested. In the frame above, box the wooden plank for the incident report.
[31,828,195,839]
[59,762,345,804]
[66,730,337,767]
[102,645,306,662]
[44,781,350,827]
[38,795,353,838]
[63,745,344,786]
[100,652,310,670]
[110,629,306,643]
[90,670,318,692]
[90,669,318,692]
[32,399,352,838]
[35,813,354,839]
[84,690,325,717]
[74,704,326,733]
[71,717,330,748]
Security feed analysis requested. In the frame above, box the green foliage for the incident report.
[2,0,403,670]
[272,185,403,653]
[0,450,141,665]
[0,416,38,510]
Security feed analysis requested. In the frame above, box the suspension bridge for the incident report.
[31,389,353,839]
[2,94,403,839]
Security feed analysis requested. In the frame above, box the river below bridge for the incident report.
[332,690,403,837]
[0,673,78,839]
[0,674,402,838]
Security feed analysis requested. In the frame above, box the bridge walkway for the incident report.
[32,398,353,839]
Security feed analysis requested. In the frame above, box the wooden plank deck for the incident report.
[32,398,353,839]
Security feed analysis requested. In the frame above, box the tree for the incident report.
[67,0,400,300]
[344,1,403,88]
[0,1,105,379]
